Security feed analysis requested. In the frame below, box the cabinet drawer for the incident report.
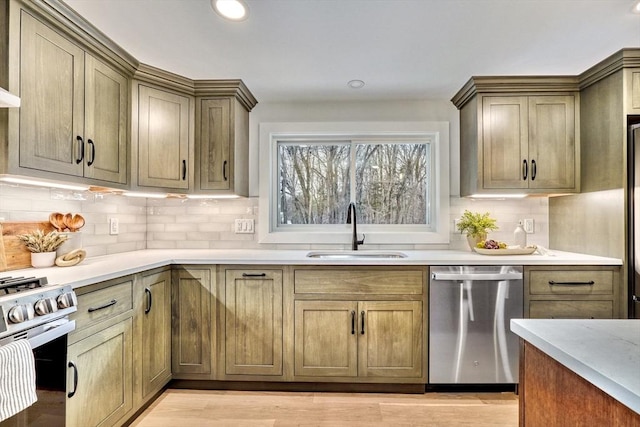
[529,270,613,295]
[529,300,613,319]
[294,269,423,295]
[72,279,134,333]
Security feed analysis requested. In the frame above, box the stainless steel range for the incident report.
[0,276,77,346]
[0,275,78,427]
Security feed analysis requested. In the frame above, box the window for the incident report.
[259,122,449,245]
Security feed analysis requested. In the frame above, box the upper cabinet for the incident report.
[130,68,256,195]
[2,5,135,187]
[2,1,257,196]
[133,82,193,191]
[195,81,257,197]
[452,77,580,196]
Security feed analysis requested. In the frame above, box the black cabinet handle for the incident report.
[182,160,187,180]
[87,139,95,166]
[67,361,78,398]
[242,273,266,278]
[76,136,84,164]
[548,280,595,286]
[223,160,228,181]
[88,299,117,313]
[360,311,365,335]
[144,288,152,314]
[522,159,528,180]
[531,159,537,181]
[351,310,356,335]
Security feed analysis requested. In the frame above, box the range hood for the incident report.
[0,87,20,108]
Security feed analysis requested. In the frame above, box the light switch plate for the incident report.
[109,218,119,235]
[523,218,534,234]
[235,219,254,234]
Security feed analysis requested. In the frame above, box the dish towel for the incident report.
[0,339,37,421]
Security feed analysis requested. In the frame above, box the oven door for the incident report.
[0,320,75,427]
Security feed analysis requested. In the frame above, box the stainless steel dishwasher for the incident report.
[429,266,523,384]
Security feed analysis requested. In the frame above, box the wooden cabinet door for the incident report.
[482,96,529,190]
[224,269,283,376]
[19,11,85,176]
[66,318,133,427]
[293,300,358,377]
[528,96,576,190]
[137,85,191,190]
[84,54,128,184]
[198,98,231,190]
[141,270,171,399]
[171,267,212,376]
[358,301,423,378]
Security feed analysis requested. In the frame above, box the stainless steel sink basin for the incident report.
[306,250,407,259]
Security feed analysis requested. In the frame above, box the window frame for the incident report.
[259,121,450,246]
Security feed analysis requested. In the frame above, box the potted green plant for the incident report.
[18,229,68,268]
[456,210,499,250]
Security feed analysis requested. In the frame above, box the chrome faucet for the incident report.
[346,202,365,250]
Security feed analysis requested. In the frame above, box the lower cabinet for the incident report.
[66,318,133,427]
[294,300,423,379]
[67,276,135,427]
[524,266,621,319]
[171,266,214,378]
[222,268,283,377]
[139,269,172,400]
[292,267,427,383]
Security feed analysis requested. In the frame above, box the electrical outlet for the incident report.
[523,218,534,234]
[234,219,254,234]
[109,217,119,235]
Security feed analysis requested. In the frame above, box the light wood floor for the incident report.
[130,389,518,426]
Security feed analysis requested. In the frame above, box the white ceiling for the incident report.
[64,0,640,103]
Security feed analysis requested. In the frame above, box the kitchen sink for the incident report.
[306,250,408,259]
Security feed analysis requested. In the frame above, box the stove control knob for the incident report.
[57,292,77,309]
[8,304,35,323]
[34,297,59,316]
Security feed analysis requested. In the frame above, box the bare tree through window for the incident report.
[278,140,430,226]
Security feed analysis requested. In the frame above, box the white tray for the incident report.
[473,246,537,256]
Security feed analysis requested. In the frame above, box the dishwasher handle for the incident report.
[431,272,522,281]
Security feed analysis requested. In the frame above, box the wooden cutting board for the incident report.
[0,221,54,272]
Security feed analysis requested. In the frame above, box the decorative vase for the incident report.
[466,233,486,251]
[31,251,57,268]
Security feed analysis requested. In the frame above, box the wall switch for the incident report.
[109,217,119,235]
[235,219,254,234]
[523,218,534,234]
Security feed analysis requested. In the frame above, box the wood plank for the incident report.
[0,221,54,271]
[129,389,518,427]
[521,341,640,426]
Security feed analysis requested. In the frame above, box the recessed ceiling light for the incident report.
[212,0,249,21]
[347,80,365,89]
[633,0,640,13]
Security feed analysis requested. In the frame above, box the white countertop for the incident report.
[511,319,640,414]
[5,248,621,289]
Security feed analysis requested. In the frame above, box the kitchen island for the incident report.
[511,319,640,426]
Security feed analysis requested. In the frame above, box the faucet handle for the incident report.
[357,234,365,246]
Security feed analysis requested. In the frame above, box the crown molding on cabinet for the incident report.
[134,63,258,111]
[452,48,640,109]
[451,75,580,109]
[30,0,139,75]
[194,80,257,112]
[579,48,640,90]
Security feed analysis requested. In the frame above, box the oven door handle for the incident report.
[28,319,76,349]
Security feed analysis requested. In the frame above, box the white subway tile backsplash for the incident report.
[1,183,550,256]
